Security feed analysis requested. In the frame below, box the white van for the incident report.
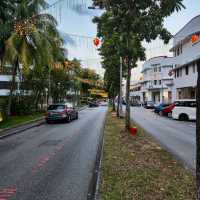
[172,99,196,121]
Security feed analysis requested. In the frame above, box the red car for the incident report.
[161,103,175,116]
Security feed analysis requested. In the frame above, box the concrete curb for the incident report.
[87,108,107,200]
[0,118,45,139]
[0,106,88,140]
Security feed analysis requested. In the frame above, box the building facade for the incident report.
[140,56,174,104]
[170,15,200,101]
[0,64,20,98]
[130,82,142,102]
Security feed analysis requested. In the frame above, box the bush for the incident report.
[11,96,35,116]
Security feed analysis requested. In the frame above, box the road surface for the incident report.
[0,106,107,200]
[130,107,196,171]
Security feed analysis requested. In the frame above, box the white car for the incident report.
[172,99,196,121]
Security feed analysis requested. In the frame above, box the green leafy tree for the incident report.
[93,0,185,130]
[2,0,64,115]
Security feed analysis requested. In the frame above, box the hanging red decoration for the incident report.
[93,37,100,47]
[191,34,199,44]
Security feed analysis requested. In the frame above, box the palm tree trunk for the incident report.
[7,58,18,116]
[112,96,115,112]
[196,59,200,200]
[125,58,131,130]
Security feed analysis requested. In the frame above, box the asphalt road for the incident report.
[130,107,196,171]
[0,106,107,200]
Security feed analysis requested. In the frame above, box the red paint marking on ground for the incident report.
[0,186,17,200]
[37,155,50,167]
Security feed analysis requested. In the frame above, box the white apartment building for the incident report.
[140,56,174,104]
[130,82,142,102]
[0,64,20,97]
[170,15,200,101]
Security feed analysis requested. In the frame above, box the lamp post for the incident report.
[45,88,48,109]
[57,82,61,103]
[119,57,123,117]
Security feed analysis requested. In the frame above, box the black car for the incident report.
[45,103,78,123]
[88,101,99,107]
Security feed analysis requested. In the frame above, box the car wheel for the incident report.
[179,114,189,121]
[66,115,71,123]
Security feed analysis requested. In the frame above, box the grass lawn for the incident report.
[0,113,44,130]
[100,109,196,200]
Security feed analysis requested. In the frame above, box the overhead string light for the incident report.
[62,32,100,56]
[42,0,89,23]
[14,16,37,36]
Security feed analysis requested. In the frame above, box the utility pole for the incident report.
[119,57,123,117]
[48,66,51,105]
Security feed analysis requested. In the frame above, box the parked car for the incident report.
[154,103,170,114]
[99,101,108,106]
[160,103,175,116]
[45,103,78,123]
[172,99,196,121]
[88,101,99,107]
[122,99,126,105]
[131,100,141,107]
[144,101,155,109]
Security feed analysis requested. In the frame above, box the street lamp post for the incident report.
[119,57,123,117]
[45,88,48,109]
[57,82,61,102]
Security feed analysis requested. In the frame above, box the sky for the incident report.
[46,0,200,78]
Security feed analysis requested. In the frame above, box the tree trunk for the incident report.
[125,59,131,130]
[7,58,18,116]
[196,59,200,200]
[117,95,120,117]
[112,96,116,112]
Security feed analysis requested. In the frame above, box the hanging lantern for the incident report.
[191,34,199,44]
[93,37,100,47]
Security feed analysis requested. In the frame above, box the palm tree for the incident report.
[3,0,64,115]
[0,0,17,63]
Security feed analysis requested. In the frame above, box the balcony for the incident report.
[164,79,174,86]
[173,42,200,66]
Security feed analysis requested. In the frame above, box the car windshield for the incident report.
[48,105,65,110]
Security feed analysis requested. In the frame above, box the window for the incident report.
[158,67,161,72]
[154,80,157,85]
[179,68,182,77]
[185,65,189,75]
[177,69,179,77]
[189,101,196,107]
[177,48,180,56]
[0,81,10,89]
[180,44,182,54]
[159,80,162,85]
[48,105,65,110]
[193,63,196,73]
[175,101,196,107]
[154,68,157,72]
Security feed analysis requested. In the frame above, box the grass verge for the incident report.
[100,109,196,200]
[0,113,44,131]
